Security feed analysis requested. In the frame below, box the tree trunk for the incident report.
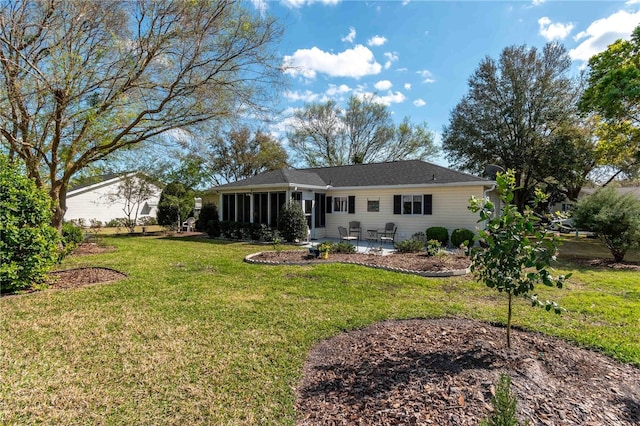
[507,292,513,350]
[49,182,68,232]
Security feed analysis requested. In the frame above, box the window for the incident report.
[315,193,326,227]
[253,193,268,225]
[270,192,286,226]
[222,194,236,221]
[367,200,379,212]
[402,195,422,215]
[333,196,348,213]
[394,194,432,215]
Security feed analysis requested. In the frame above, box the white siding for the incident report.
[324,185,488,242]
[65,177,162,226]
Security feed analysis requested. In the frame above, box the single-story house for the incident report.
[211,160,496,242]
[65,173,163,226]
[551,186,640,213]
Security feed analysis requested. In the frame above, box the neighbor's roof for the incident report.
[214,160,489,190]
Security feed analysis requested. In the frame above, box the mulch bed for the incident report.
[47,267,127,290]
[296,318,640,425]
[247,250,471,275]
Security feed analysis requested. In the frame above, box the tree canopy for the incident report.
[579,25,640,182]
[0,0,283,229]
[442,42,591,211]
[288,94,437,167]
[202,126,289,186]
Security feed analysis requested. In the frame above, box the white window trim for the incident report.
[401,194,423,215]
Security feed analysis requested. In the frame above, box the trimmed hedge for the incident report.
[426,226,449,246]
[451,228,475,248]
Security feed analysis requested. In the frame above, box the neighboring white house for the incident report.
[551,186,640,213]
[65,173,163,226]
[211,160,495,242]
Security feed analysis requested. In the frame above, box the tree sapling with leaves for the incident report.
[468,171,570,349]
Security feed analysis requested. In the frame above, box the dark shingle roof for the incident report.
[214,160,488,190]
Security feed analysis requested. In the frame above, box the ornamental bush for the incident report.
[277,201,307,242]
[451,228,475,248]
[394,239,424,253]
[61,222,84,255]
[426,226,449,246]
[572,187,640,262]
[0,155,60,293]
[196,202,218,232]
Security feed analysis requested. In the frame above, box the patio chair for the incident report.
[338,226,358,246]
[348,221,362,239]
[380,223,397,247]
[182,217,196,232]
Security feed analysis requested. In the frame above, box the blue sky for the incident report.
[250,0,640,166]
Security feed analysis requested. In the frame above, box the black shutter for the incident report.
[393,195,401,214]
[423,194,433,215]
[348,196,355,214]
[326,196,332,213]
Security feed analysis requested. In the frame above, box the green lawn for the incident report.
[1,235,638,424]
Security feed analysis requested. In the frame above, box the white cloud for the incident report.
[570,10,640,62]
[626,0,640,4]
[342,27,356,43]
[383,51,399,69]
[251,0,269,14]
[538,17,574,41]
[413,99,426,107]
[532,0,545,6]
[417,69,435,84]
[284,90,320,102]
[374,80,393,91]
[281,0,340,8]
[367,35,387,47]
[283,44,382,79]
[326,84,351,96]
[404,83,411,90]
[375,91,406,106]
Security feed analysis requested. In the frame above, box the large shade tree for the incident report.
[579,25,640,183]
[0,0,283,230]
[202,125,289,185]
[442,42,590,211]
[288,94,437,167]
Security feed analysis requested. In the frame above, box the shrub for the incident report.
[451,228,475,248]
[106,218,126,228]
[410,231,428,245]
[425,239,441,256]
[480,374,527,426]
[62,222,84,247]
[426,226,449,246]
[195,203,218,231]
[325,241,356,254]
[572,187,640,262]
[394,239,424,253]
[138,216,157,226]
[277,201,307,243]
[206,219,221,238]
[0,155,60,293]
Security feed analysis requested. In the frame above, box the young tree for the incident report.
[156,182,195,231]
[443,43,590,212]
[469,170,570,349]
[107,174,160,233]
[571,187,640,262]
[0,0,283,230]
[0,155,59,293]
[288,94,437,167]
